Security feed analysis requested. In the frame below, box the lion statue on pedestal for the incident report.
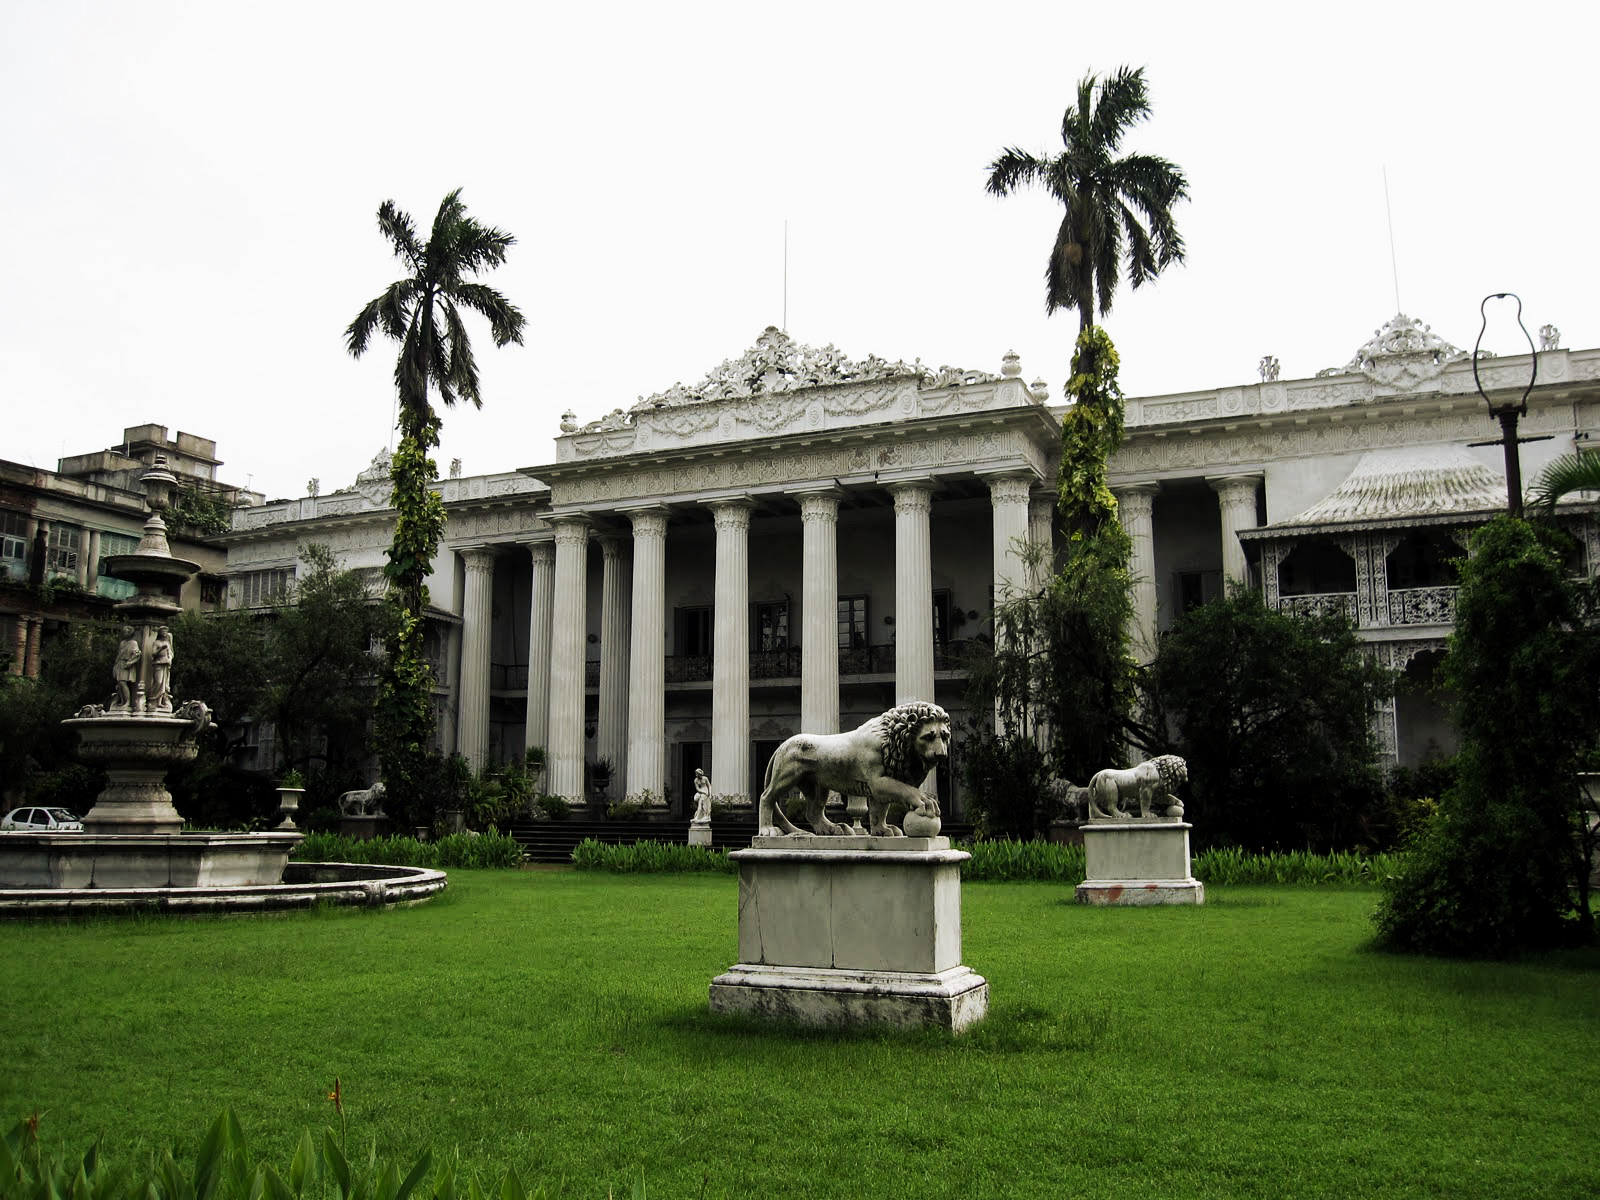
[338,781,387,817]
[1086,755,1187,821]
[757,702,952,838]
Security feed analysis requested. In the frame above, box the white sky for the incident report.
[3,1,1594,502]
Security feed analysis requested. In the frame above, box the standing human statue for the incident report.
[113,626,142,711]
[692,768,713,824]
[149,625,174,712]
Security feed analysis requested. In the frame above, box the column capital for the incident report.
[521,537,556,565]
[981,470,1036,508]
[1115,482,1161,523]
[705,495,756,532]
[1207,473,1263,504]
[887,476,935,516]
[621,504,669,541]
[598,532,631,561]
[457,545,499,573]
[548,513,592,548]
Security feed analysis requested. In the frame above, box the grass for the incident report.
[4,873,1598,1199]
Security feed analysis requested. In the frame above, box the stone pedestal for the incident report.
[341,815,388,842]
[1076,822,1204,906]
[688,822,713,847]
[710,837,988,1031]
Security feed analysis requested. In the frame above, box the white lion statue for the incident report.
[1086,756,1187,821]
[338,780,387,817]
[757,702,951,838]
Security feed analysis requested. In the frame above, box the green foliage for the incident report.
[1376,517,1600,955]
[962,327,1138,835]
[953,838,1397,885]
[166,486,233,537]
[1527,447,1600,514]
[290,828,525,869]
[570,838,735,874]
[1144,586,1396,850]
[985,65,1188,330]
[0,1108,552,1200]
[534,794,569,821]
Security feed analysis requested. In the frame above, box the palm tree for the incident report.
[345,190,525,795]
[347,188,526,446]
[1527,449,1600,515]
[986,66,1189,331]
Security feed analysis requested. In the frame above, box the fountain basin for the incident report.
[0,860,448,920]
[0,831,302,889]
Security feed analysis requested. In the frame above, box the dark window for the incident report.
[1386,532,1460,590]
[753,601,789,652]
[676,606,713,657]
[1175,570,1223,615]
[837,595,867,650]
[932,590,952,649]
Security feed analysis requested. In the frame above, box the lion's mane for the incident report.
[1149,755,1187,795]
[861,701,952,784]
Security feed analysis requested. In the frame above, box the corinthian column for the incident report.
[1028,488,1055,591]
[546,515,591,802]
[794,487,842,734]
[522,538,555,756]
[598,534,632,789]
[889,479,934,705]
[1116,483,1160,663]
[456,546,498,771]
[624,506,668,803]
[709,498,754,805]
[1210,474,1263,586]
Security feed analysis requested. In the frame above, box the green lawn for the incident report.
[4,873,1597,1199]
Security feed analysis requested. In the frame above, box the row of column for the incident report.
[6,614,44,677]
[465,473,1046,804]
[1116,474,1261,661]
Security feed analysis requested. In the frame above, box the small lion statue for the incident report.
[338,780,387,817]
[1086,755,1187,821]
[758,702,951,838]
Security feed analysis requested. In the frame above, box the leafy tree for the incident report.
[345,190,526,799]
[962,328,1140,837]
[1375,517,1600,955]
[1144,587,1395,851]
[986,66,1188,331]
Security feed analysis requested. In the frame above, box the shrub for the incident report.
[571,838,734,874]
[0,1107,564,1200]
[290,828,524,869]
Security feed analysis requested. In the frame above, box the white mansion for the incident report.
[218,318,1600,814]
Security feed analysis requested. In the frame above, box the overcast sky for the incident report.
[4,1,1594,502]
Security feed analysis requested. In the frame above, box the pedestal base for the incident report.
[687,822,713,846]
[710,963,988,1031]
[711,839,987,1031]
[341,815,388,841]
[1076,821,1204,906]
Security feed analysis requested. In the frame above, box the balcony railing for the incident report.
[1387,586,1456,626]
[1275,593,1358,621]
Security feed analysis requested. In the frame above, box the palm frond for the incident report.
[1528,450,1600,513]
[1089,66,1151,153]
[986,149,1051,197]
[451,282,527,347]
[441,300,482,408]
[376,201,422,271]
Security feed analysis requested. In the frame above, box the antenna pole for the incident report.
[1383,166,1402,313]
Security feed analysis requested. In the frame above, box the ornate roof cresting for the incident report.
[628,326,995,414]
[1317,314,1469,390]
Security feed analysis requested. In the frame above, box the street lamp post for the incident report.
[1472,292,1539,519]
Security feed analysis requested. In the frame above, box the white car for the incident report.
[1,807,85,833]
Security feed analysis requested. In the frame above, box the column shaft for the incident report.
[890,480,934,705]
[710,500,754,804]
[547,517,591,801]
[1210,475,1262,585]
[456,547,497,772]
[796,489,842,734]
[1116,484,1160,662]
[625,507,668,803]
[522,539,555,756]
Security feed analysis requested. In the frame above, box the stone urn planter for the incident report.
[273,786,304,832]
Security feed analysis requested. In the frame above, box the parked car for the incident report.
[1,807,85,832]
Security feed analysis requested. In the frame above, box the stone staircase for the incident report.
[505,816,975,864]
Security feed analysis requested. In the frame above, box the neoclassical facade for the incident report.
[218,317,1600,807]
